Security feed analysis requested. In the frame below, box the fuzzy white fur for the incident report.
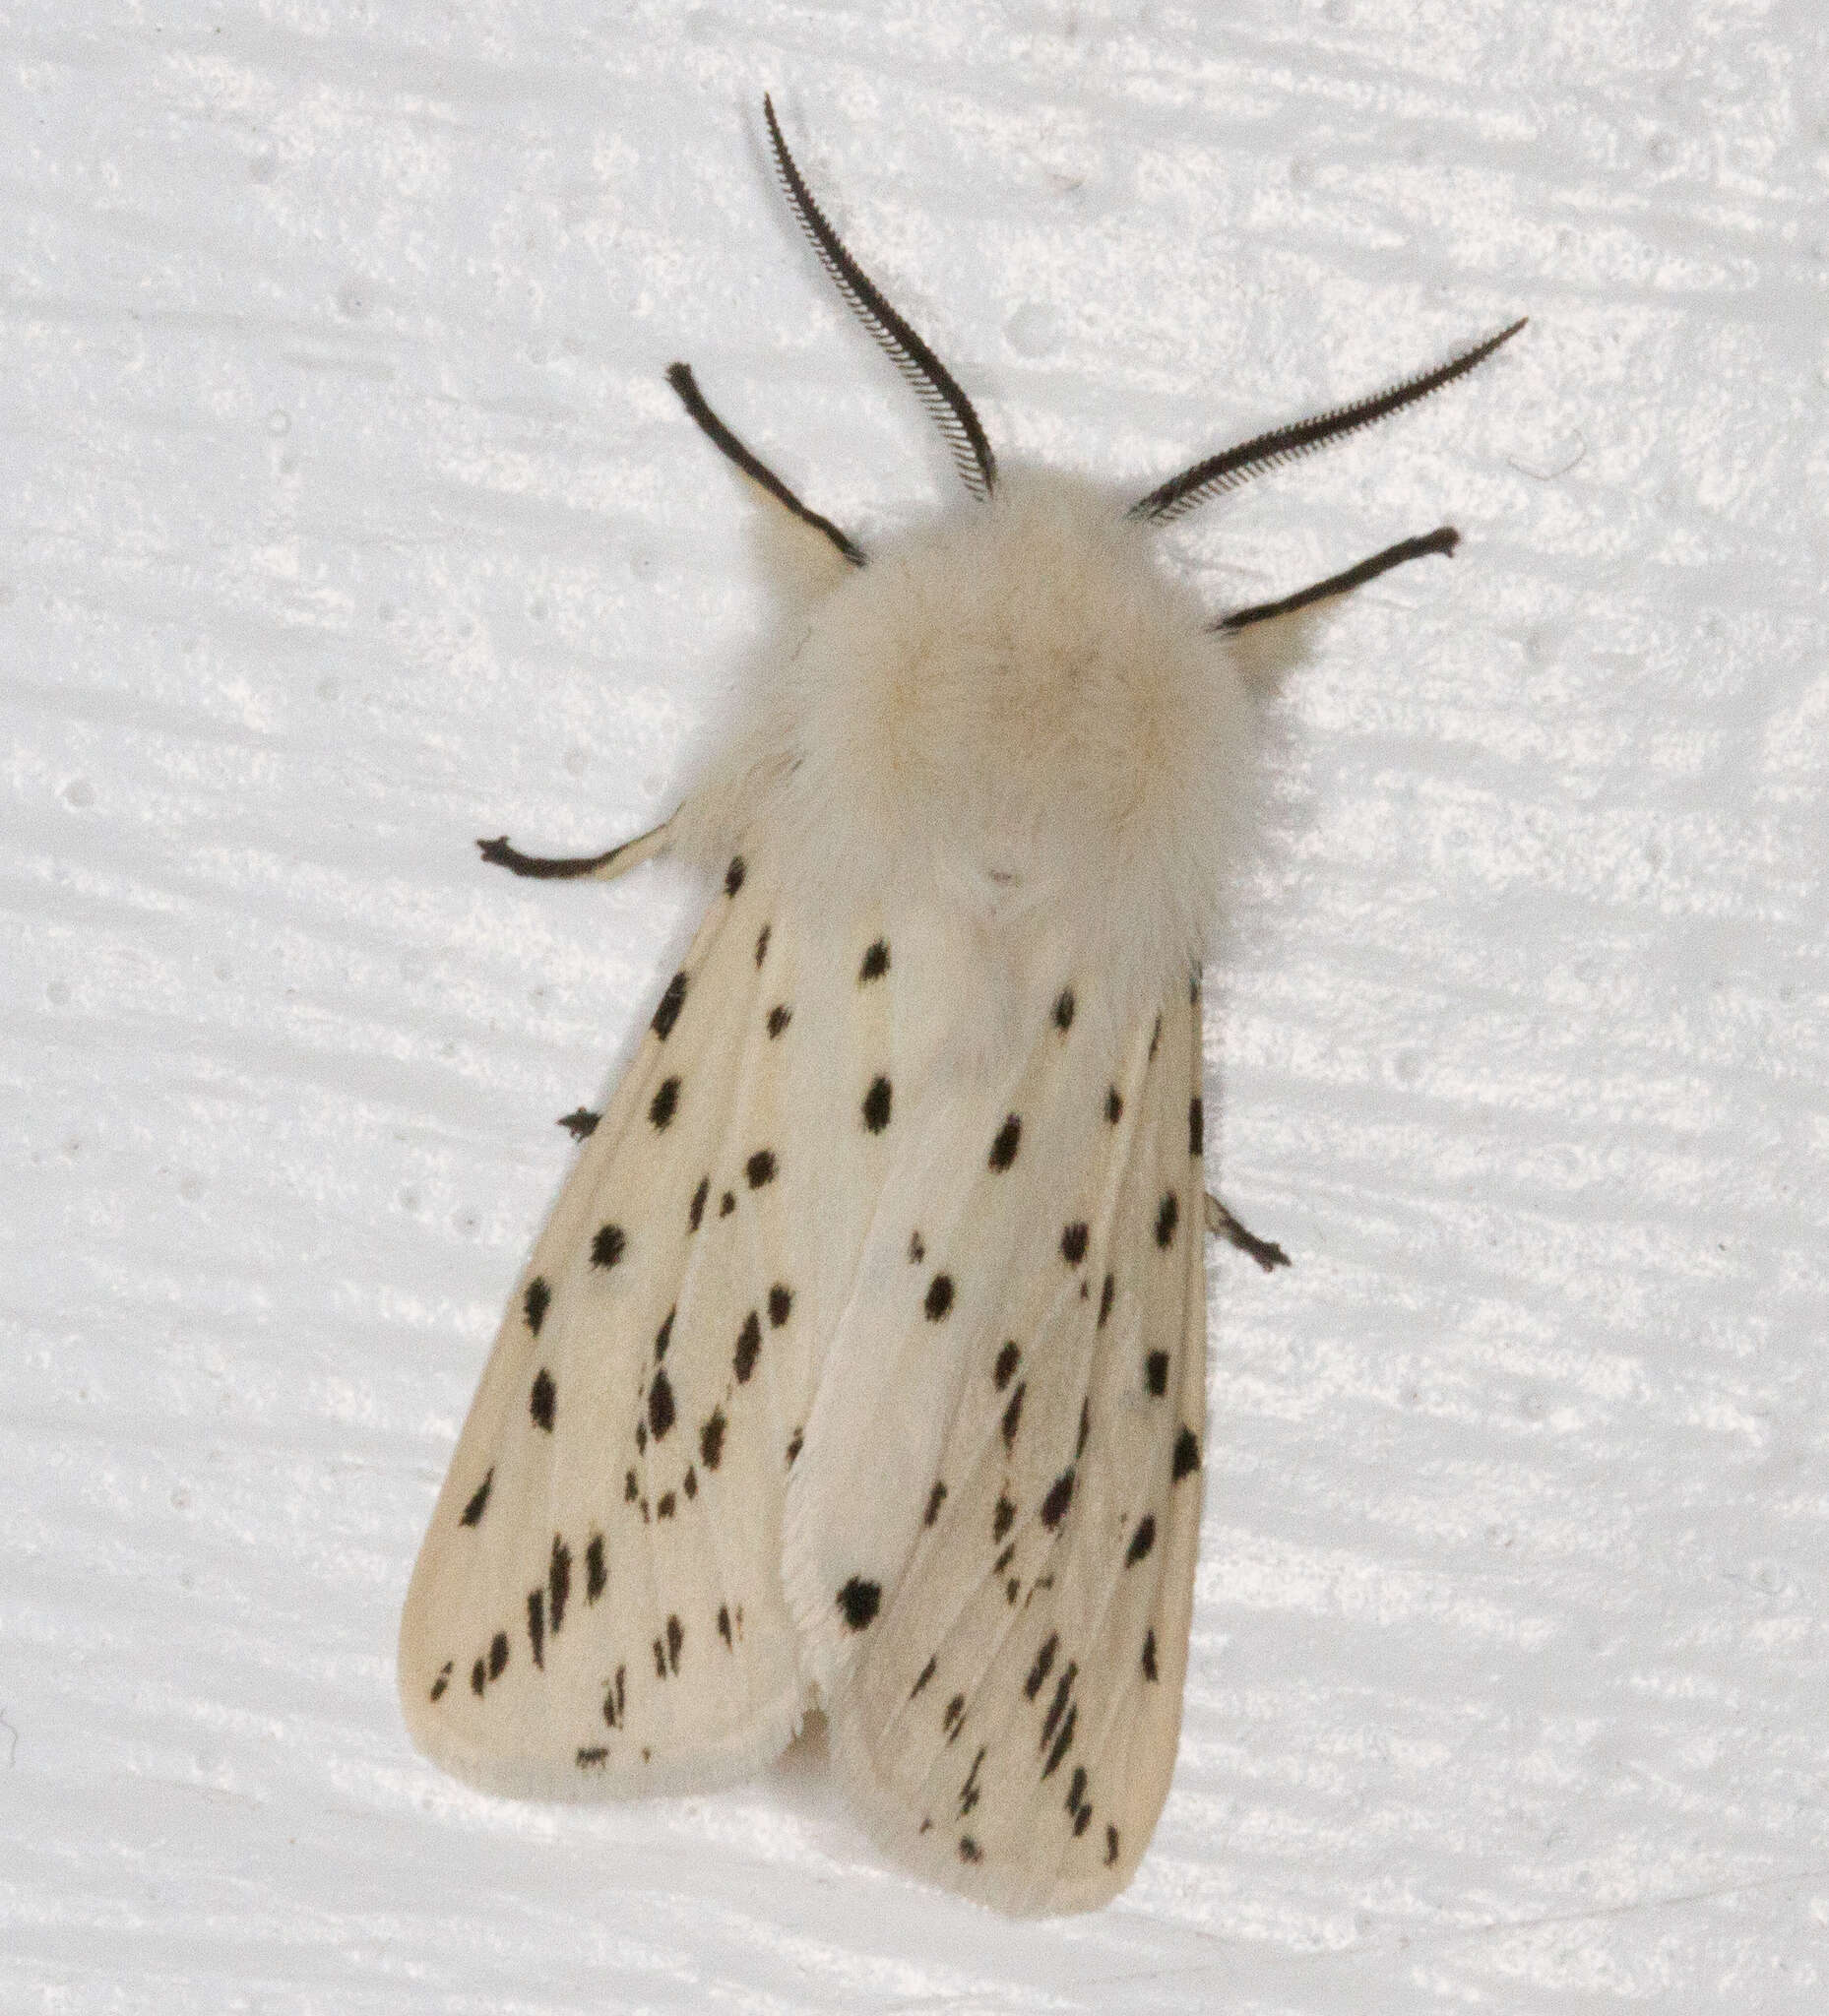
[674,468,1295,1052]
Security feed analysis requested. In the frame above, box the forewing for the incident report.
[399,852,902,1796]
[788,975,1209,1913]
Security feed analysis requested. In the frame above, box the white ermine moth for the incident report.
[399,96,1523,1916]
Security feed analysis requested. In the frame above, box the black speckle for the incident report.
[993,1342,1020,1390]
[591,1223,626,1270]
[649,1076,680,1130]
[1005,1576,1020,1605]
[666,1613,683,1673]
[1041,1661,1076,1746]
[1156,1192,1179,1248]
[942,1694,966,1739]
[529,1369,555,1431]
[858,938,890,982]
[992,1494,1016,1542]
[459,1468,493,1527]
[624,1469,638,1502]
[861,1075,892,1133]
[1073,1803,1093,1838]
[958,1836,981,1864]
[924,1480,947,1527]
[1077,1398,1090,1456]
[558,1107,599,1141]
[655,1307,674,1360]
[988,1114,1021,1170]
[1149,1013,1162,1059]
[602,1665,626,1728]
[1105,1824,1121,1865]
[911,1654,936,1700]
[768,1283,793,1328]
[960,1745,986,1816]
[718,1604,732,1647]
[785,1427,802,1467]
[1126,1514,1157,1566]
[488,1631,509,1681]
[720,1190,735,1218]
[909,1230,926,1263]
[683,1466,697,1498]
[648,1366,675,1441]
[746,1149,777,1189]
[549,1535,571,1633]
[1145,1351,1169,1397]
[1042,1702,1077,1780]
[1142,1627,1159,1680]
[700,1409,725,1470]
[993,1543,1014,1574]
[1105,1086,1123,1124]
[586,1533,606,1602]
[1190,967,1201,1004]
[653,1637,666,1680]
[1040,1468,1075,1530]
[429,1661,451,1702]
[1053,987,1075,1032]
[656,1491,675,1519]
[924,1274,954,1321]
[652,971,688,1040]
[689,1176,709,1231]
[634,1421,646,1453]
[837,1577,881,1629]
[725,854,745,896]
[767,1003,791,1039]
[527,1588,545,1668]
[1025,1634,1057,1700]
[734,1309,761,1383]
[1060,1222,1089,1266]
[1172,1425,1201,1480]
[471,1658,484,1696]
[577,1746,607,1768]
[524,1278,550,1336]
[1065,1764,1087,1819]
[754,922,771,967]
[1000,1381,1025,1450]
[1189,1097,1204,1158]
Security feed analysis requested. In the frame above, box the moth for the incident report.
[399,97,1522,1915]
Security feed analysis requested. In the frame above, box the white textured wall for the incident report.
[6,4,1828,2009]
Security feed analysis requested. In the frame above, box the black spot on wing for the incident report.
[529,1369,555,1431]
[652,971,688,1040]
[725,854,745,896]
[1125,1514,1157,1565]
[768,1283,793,1327]
[586,1534,605,1603]
[1144,1351,1169,1397]
[700,1409,725,1470]
[720,1190,735,1217]
[958,1836,981,1863]
[754,922,771,967]
[1060,1222,1089,1266]
[988,1113,1021,1170]
[733,1310,761,1383]
[746,1149,777,1189]
[992,1494,1015,1542]
[1000,1381,1025,1450]
[909,1230,925,1263]
[1098,1273,1115,1328]
[942,1694,966,1739]
[577,1745,607,1768]
[1105,1085,1123,1124]
[858,938,890,982]
[924,1480,947,1526]
[523,1277,550,1335]
[993,1341,1020,1389]
[718,1605,732,1647]
[1172,1425,1202,1480]
[1189,1096,1204,1158]
[911,1654,936,1699]
[861,1075,892,1132]
[1025,1636,1057,1701]
[1053,987,1075,1032]
[648,1366,675,1441]
[488,1630,509,1681]
[688,1176,709,1231]
[1149,1013,1162,1059]
[1156,1193,1179,1247]
[1141,1628,1158,1681]
[591,1223,626,1269]
[837,1577,881,1629]
[527,1587,544,1668]
[429,1660,451,1702]
[548,1536,571,1633]
[924,1274,954,1321]
[656,1490,675,1519]
[459,1469,493,1527]
[1040,1469,1075,1529]
[785,1427,802,1467]
[558,1107,599,1140]
[767,1003,791,1038]
[1105,1823,1120,1865]
[648,1076,680,1130]
[655,1307,674,1359]
[666,1613,683,1673]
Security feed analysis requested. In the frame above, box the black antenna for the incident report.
[666,362,865,566]
[1133,318,1526,525]
[762,94,997,501]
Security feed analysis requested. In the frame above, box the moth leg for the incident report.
[476,815,673,884]
[1205,1192,1291,1272]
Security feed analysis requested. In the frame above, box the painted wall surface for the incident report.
[5,4,1827,2008]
